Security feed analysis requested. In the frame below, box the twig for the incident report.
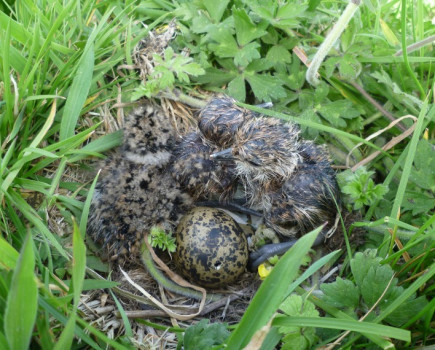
[348,81,407,132]
[116,287,250,319]
[394,34,435,56]
[346,114,417,170]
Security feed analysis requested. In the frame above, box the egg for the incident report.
[174,207,248,288]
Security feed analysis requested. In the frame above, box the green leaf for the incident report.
[321,277,360,309]
[54,314,76,350]
[384,295,428,326]
[266,45,292,66]
[232,7,267,46]
[338,167,388,211]
[338,54,362,80]
[360,265,395,308]
[4,233,38,350]
[227,75,246,101]
[409,139,435,191]
[245,73,287,101]
[0,238,19,270]
[234,41,261,67]
[209,27,239,57]
[350,249,382,288]
[203,1,230,22]
[272,316,410,342]
[59,42,94,140]
[317,100,361,128]
[402,190,435,215]
[274,3,307,28]
[72,219,86,307]
[278,294,319,350]
[183,319,230,350]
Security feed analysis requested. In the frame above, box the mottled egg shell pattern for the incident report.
[174,207,248,288]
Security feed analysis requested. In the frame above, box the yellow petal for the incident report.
[258,264,273,280]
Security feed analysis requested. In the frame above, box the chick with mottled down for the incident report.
[88,103,192,262]
[211,116,341,267]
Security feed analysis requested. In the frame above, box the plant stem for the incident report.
[306,0,362,86]
[400,0,426,98]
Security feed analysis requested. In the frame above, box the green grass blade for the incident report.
[5,189,68,258]
[374,262,435,324]
[287,249,341,295]
[71,219,86,307]
[59,43,95,140]
[4,233,38,350]
[272,316,410,342]
[53,314,76,350]
[80,171,99,235]
[225,227,322,349]
[0,237,19,270]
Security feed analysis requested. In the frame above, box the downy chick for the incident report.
[88,103,193,262]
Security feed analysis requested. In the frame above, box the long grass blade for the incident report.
[226,227,321,349]
[4,233,38,350]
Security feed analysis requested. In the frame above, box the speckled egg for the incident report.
[174,207,248,288]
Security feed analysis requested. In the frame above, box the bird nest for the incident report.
[36,94,262,347]
[41,21,365,347]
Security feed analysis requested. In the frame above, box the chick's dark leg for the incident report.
[249,233,325,271]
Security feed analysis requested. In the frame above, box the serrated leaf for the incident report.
[233,7,267,46]
[274,3,307,28]
[350,249,382,288]
[209,27,239,57]
[234,41,261,67]
[248,1,276,22]
[338,54,362,80]
[321,277,360,309]
[4,233,38,350]
[227,75,246,101]
[402,190,435,215]
[266,45,292,66]
[384,295,428,326]
[203,1,230,22]
[245,73,287,101]
[246,58,274,72]
[361,265,396,308]
[191,14,215,34]
[183,319,230,350]
[277,295,320,350]
[409,139,435,191]
[280,294,319,318]
[194,66,236,85]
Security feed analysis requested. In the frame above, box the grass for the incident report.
[0,0,434,348]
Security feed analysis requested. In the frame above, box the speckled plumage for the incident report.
[170,96,254,201]
[198,96,255,148]
[212,116,340,239]
[88,103,193,262]
[171,132,238,201]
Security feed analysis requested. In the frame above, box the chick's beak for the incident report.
[210,148,235,161]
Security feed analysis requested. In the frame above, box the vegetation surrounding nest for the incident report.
[0,0,434,349]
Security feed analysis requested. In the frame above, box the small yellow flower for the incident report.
[258,263,273,280]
